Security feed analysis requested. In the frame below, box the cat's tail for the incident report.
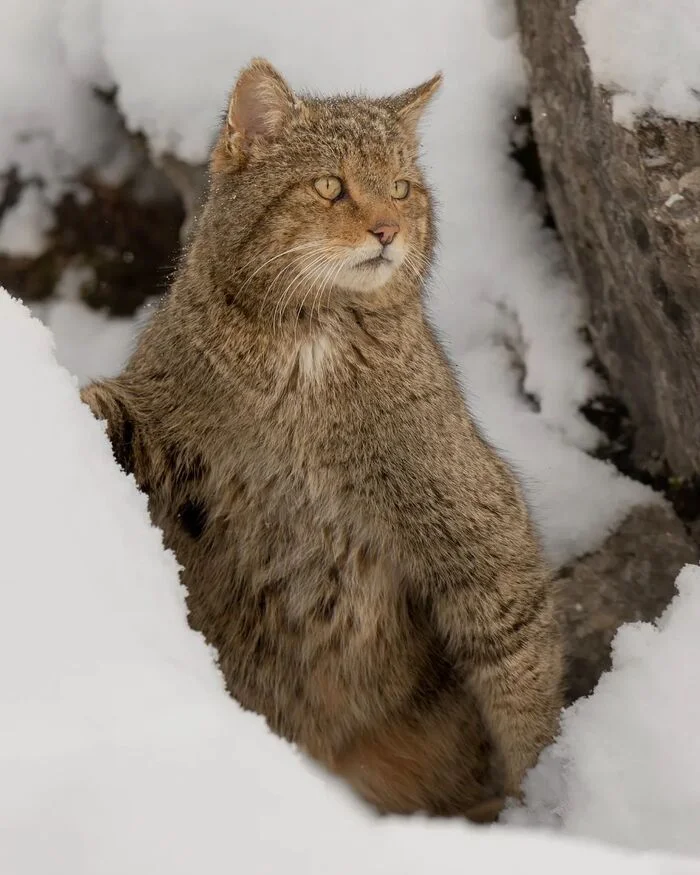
[464,796,505,824]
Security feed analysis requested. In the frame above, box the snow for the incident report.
[29,297,143,386]
[1,284,696,875]
[28,263,150,386]
[0,1,127,188]
[576,0,700,125]
[484,0,518,40]
[458,334,655,568]
[508,563,700,857]
[0,186,54,257]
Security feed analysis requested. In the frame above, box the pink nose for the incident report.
[370,222,399,246]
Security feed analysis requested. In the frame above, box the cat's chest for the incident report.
[229,328,447,477]
[213,324,458,516]
[276,341,410,464]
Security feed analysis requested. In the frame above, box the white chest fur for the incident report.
[297,332,335,381]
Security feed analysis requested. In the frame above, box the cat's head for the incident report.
[207,59,441,313]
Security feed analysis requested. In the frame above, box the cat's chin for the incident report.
[334,260,398,294]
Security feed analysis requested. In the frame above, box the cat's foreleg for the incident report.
[431,571,564,800]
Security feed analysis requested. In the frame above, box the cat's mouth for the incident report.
[334,245,402,293]
[359,254,390,269]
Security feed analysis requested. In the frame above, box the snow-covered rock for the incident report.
[518,0,700,477]
[0,186,54,257]
[576,0,700,125]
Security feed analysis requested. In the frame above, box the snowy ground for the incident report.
[1,0,699,871]
[1,289,697,875]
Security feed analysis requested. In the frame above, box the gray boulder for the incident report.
[559,503,698,702]
[516,0,700,476]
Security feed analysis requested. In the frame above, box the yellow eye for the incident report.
[314,176,343,200]
[392,179,410,200]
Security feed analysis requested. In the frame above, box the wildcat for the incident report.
[82,59,563,820]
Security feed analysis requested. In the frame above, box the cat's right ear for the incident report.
[394,72,443,137]
[218,59,300,168]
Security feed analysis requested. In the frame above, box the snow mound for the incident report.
[576,0,700,125]
[0,285,696,875]
[28,263,152,387]
[510,564,700,856]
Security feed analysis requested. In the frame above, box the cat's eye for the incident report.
[392,179,410,200]
[314,176,343,201]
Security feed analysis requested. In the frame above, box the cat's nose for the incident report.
[369,222,399,246]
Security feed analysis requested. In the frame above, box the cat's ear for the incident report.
[226,59,299,150]
[394,72,443,135]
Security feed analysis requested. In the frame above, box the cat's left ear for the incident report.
[394,72,443,135]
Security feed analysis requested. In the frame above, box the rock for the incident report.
[558,503,698,703]
[515,0,700,476]
[0,171,183,316]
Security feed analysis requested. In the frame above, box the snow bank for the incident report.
[576,0,700,125]
[511,564,700,857]
[457,335,654,567]
[28,264,152,386]
[0,286,695,875]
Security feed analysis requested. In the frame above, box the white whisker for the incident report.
[317,255,348,322]
[260,249,328,319]
[308,254,340,320]
[265,247,336,325]
[237,241,321,291]
[274,250,335,332]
